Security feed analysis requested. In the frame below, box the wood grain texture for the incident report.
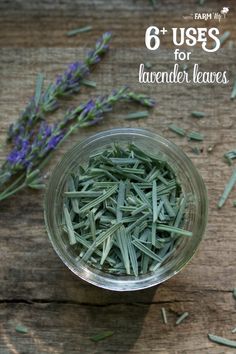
[0,1,236,353]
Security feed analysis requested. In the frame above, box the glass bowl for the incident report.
[44,128,208,291]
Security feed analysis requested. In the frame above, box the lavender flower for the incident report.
[41,61,88,112]
[6,122,64,176]
[7,97,40,142]
[7,32,112,142]
[85,32,112,66]
[7,139,30,169]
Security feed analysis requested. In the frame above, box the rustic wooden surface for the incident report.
[0,0,236,353]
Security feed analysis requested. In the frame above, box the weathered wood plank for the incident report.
[0,0,234,48]
[0,1,236,353]
[0,47,235,302]
[1,294,236,354]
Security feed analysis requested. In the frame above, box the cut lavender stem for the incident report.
[217,169,236,208]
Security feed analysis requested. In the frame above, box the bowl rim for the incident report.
[44,127,208,291]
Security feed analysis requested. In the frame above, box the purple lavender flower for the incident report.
[42,123,52,138]
[7,98,39,142]
[46,134,64,151]
[49,61,88,97]
[7,139,30,169]
[85,32,112,66]
[81,100,96,114]
[29,123,64,162]
[5,122,64,174]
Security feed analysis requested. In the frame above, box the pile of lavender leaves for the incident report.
[0,33,155,202]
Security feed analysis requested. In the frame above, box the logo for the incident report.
[220,7,229,18]
[183,7,230,22]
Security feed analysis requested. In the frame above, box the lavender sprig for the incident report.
[0,87,155,201]
[41,32,112,112]
[7,32,112,142]
[59,86,155,130]
[123,91,155,107]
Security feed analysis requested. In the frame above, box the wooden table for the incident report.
[0,1,236,353]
